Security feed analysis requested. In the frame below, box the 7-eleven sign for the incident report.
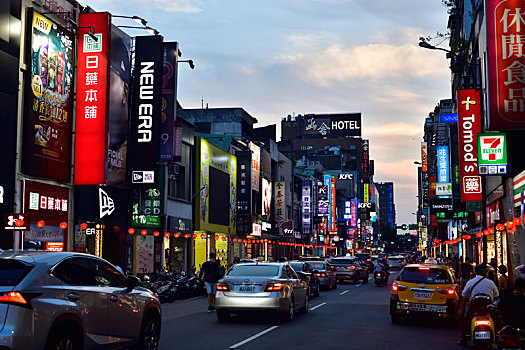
[477,133,507,175]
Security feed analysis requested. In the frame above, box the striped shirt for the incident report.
[462,275,499,300]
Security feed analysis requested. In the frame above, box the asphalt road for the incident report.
[159,273,460,349]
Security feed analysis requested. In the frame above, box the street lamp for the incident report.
[418,41,452,54]
[179,59,195,69]
[117,25,159,36]
[414,161,422,165]
[113,15,148,26]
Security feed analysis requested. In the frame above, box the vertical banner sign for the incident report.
[364,183,369,203]
[318,181,329,215]
[477,133,508,174]
[486,0,525,129]
[330,175,336,232]
[159,42,178,161]
[23,10,75,182]
[350,199,359,228]
[261,178,272,216]
[236,150,252,215]
[457,89,482,201]
[343,200,351,219]
[323,175,332,228]
[274,182,285,223]
[249,142,260,191]
[106,26,132,188]
[74,12,110,184]
[421,142,428,172]
[302,186,311,230]
[437,146,450,183]
[128,36,164,185]
[362,140,369,176]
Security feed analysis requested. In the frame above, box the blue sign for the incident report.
[343,200,351,219]
[437,146,450,183]
[386,184,394,228]
[439,113,458,123]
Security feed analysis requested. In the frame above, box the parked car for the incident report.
[330,257,369,284]
[289,261,321,297]
[0,251,161,350]
[390,264,461,323]
[307,261,337,290]
[215,262,309,322]
[387,255,407,270]
[354,253,374,273]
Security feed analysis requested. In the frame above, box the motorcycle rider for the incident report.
[498,277,525,330]
[374,258,389,280]
[458,263,500,346]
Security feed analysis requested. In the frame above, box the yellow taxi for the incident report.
[390,263,461,323]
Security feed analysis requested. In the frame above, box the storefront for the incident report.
[166,216,192,273]
[23,180,70,251]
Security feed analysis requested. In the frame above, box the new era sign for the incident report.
[98,188,115,218]
[132,171,155,184]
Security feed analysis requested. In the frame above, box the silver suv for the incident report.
[0,251,161,350]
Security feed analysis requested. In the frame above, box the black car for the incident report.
[354,253,374,273]
[330,257,369,284]
[290,261,321,297]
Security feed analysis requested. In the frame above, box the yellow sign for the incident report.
[33,12,53,35]
[364,183,369,203]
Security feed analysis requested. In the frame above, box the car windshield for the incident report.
[388,257,403,261]
[227,265,280,277]
[309,263,325,270]
[289,263,305,272]
[397,268,451,284]
[331,259,357,265]
[0,259,33,286]
[355,254,370,260]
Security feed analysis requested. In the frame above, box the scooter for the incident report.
[374,271,387,286]
[497,325,525,350]
[469,295,497,348]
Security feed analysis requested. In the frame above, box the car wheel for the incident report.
[301,293,309,313]
[217,309,230,322]
[138,312,161,350]
[281,297,295,322]
[363,273,369,283]
[353,275,359,284]
[391,314,403,324]
[45,325,82,350]
[313,283,320,297]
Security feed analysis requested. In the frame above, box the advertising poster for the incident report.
[159,42,178,161]
[106,25,132,187]
[457,89,482,202]
[486,0,525,129]
[274,181,285,223]
[74,12,110,185]
[22,10,75,182]
[262,178,272,216]
[195,138,236,234]
[128,35,164,186]
[135,235,154,274]
[249,142,260,191]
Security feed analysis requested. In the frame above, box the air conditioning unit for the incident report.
[168,164,179,175]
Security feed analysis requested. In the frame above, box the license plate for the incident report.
[474,331,491,340]
[414,292,430,299]
[238,285,256,293]
[397,302,447,313]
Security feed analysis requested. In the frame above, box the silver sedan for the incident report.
[215,262,309,322]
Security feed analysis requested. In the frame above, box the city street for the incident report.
[159,274,459,349]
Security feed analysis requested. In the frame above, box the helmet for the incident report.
[516,265,525,280]
[475,263,490,276]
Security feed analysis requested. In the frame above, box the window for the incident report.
[227,265,280,277]
[89,259,127,287]
[397,269,451,284]
[52,258,97,286]
[0,259,33,286]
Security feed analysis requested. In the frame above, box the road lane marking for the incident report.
[229,326,279,349]
[309,302,327,311]
[339,290,349,295]
[356,284,362,287]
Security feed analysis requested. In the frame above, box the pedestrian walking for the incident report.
[199,253,223,312]
[498,265,509,294]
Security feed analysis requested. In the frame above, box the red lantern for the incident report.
[496,223,505,231]
[508,221,515,230]
[514,217,522,226]
[488,227,495,234]
[59,221,68,229]
[184,233,190,239]
[463,235,471,240]
[243,239,247,243]
[15,219,24,227]
[233,238,237,242]
[165,232,170,238]
[483,229,489,236]
[174,233,180,238]
[215,235,219,240]
[113,225,120,233]
[102,225,105,229]
[222,237,226,241]
[128,228,135,235]
[153,231,160,237]
[37,220,45,228]
[201,234,206,239]
[141,230,147,236]
[192,234,197,239]
[80,222,88,230]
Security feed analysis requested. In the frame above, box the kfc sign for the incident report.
[457,89,482,202]
[486,0,525,129]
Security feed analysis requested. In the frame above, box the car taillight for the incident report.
[391,283,407,292]
[346,266,356,270]
[216,284,230,291]
[376,273,381,277]
[367,259,372,261]
[438,288,455,296]
[319,273,326,277]
[265,283,284,292]
[0,292,28,307]
[474,320,491,327]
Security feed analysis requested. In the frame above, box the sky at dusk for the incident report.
[81,0,452,228]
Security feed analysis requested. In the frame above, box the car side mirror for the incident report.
[127,275,141,291]
[296,271,309,282]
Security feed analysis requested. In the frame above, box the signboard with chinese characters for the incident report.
[437,146,450,183]
[457,89,482,202]
[23,10,75,182]
[350,199,359,228]
[274,182,285,223]
[421,142,428,172]
[74,12,110,184]
[302,186,311,230]
[486,0,525,129]
[236,150,252,215]
[477,133,508,175]
[252,223,262,237]
[330,175,336,232]
[303,113,361,138]
[249,142,260,191]
[344,201,352,220]
[436,183,452,196]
